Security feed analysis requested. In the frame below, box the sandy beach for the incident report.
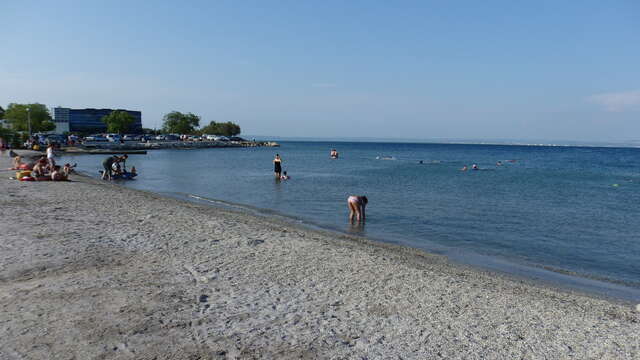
[0,151,638,359]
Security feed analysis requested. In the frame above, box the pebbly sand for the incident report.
[0,151,638,359]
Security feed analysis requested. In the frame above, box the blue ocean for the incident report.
[62,141,640,299]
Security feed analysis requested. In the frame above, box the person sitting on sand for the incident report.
[12,155,23,169]
[347,195,368,222]
[63,163,76,177]
[50,165,67,181]
[31,159,47,177]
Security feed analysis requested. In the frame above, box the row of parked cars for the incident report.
[83,133,246,142]
[84,134,153,142]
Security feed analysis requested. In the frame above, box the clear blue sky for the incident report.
[2,0,639,141]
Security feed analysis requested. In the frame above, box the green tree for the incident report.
[0,106,5,120]
[162,111,200,134]
[200,121,241,137]
[4,103,55,133]
[102,110,134,134]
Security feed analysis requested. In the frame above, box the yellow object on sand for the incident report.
[32,144,40,151]
[16,170,32,179]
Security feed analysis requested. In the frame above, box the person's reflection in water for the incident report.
[272,175,283,203]
[347,220,366,235]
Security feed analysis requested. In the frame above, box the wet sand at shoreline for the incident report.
[1,151,638,359]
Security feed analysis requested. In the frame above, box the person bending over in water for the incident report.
[273,154,282,178]
[348,195,368,222]
[102,155,118,180]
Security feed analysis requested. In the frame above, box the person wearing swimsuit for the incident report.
[273,154,282,178]
[347,195,368,222]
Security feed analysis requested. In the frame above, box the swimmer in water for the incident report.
[461,165,468,171]
[347,195,368,222]
[472,164,479,170]
[496,161,503,166]
[280,171,290,180]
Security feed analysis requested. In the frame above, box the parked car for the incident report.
[228,136,246,142]
[106,134,122,142]
[44,134,67,145]
[84,134,108,141]
[155,134,179,141]
[122,134,141,141]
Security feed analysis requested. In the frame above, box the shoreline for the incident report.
[69,165,640,304]
[2,150,639,358]
[163,189,640,304]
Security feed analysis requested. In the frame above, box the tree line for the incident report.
[103,110,241,136]
[0,103,56,147]
[0,103,241,137]
[160,111,241,137]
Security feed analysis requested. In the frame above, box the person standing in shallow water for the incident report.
[273,154,282,178]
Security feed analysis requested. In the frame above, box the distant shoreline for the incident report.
[249,136,640,149]
[60,140,280,153]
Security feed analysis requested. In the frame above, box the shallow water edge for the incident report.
[162,189,640,303]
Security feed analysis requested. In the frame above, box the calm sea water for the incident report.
[62,142,640,297]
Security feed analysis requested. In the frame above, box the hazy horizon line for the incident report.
[247,135,640,147]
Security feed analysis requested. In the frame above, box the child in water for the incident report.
[280,171,290,180]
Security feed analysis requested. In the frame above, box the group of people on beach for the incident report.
[273,151,368,222]
[8,147,75,182]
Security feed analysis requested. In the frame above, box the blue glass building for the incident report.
[54,107,142,133]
